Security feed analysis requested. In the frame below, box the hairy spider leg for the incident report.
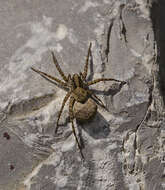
[51,51,68,82]
[31,67,67,87]
[69,96,84,159]
[55,91,72,134]
[92,94,106,108]
[87,90,107,109]
[87,78,126,86]
[82,42,92,80]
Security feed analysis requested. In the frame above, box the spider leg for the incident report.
[92,94,106,107]
[87,78,126,86]
[87,90,107,109]
[54,91,72,134]
[69,96,84,159]
[51,51,68,82]
[31,67,67,87]
[82,42,92,80]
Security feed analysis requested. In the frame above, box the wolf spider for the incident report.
[31,43,126,159]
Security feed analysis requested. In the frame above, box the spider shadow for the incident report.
[87,81,126,116]
[86,48,94,82]
[77,112,110,142]
[90,81,125,96]
[76,84,126,149]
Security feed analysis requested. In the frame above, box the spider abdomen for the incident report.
[73,98,97,122]
[72,87,88,103]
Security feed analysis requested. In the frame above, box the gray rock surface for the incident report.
[0,0,163,190]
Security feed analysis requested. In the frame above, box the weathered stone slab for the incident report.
[0,0,163,190]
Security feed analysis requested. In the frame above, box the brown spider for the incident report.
[31,43,126,159]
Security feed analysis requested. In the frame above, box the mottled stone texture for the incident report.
[0,0,163,190]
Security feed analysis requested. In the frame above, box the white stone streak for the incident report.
[55,24,68,41]
[24,133,39,147]
[24,152,62,190]
[78,1,99,13]
[124,132,136,172]
[61,134,75,152]
[50,160,68,187]
[135,0,150,19]
[130,48,142,58]
[142,53,154,74]
[24,161,44,190]
[0,16,68,106]
[54,43,63,52]
[127,176,140,190]
[103,0,111,4]
[44,152,61,167]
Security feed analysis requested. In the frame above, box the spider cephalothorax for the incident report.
[31,43,126,159]
[68,74,89,103]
